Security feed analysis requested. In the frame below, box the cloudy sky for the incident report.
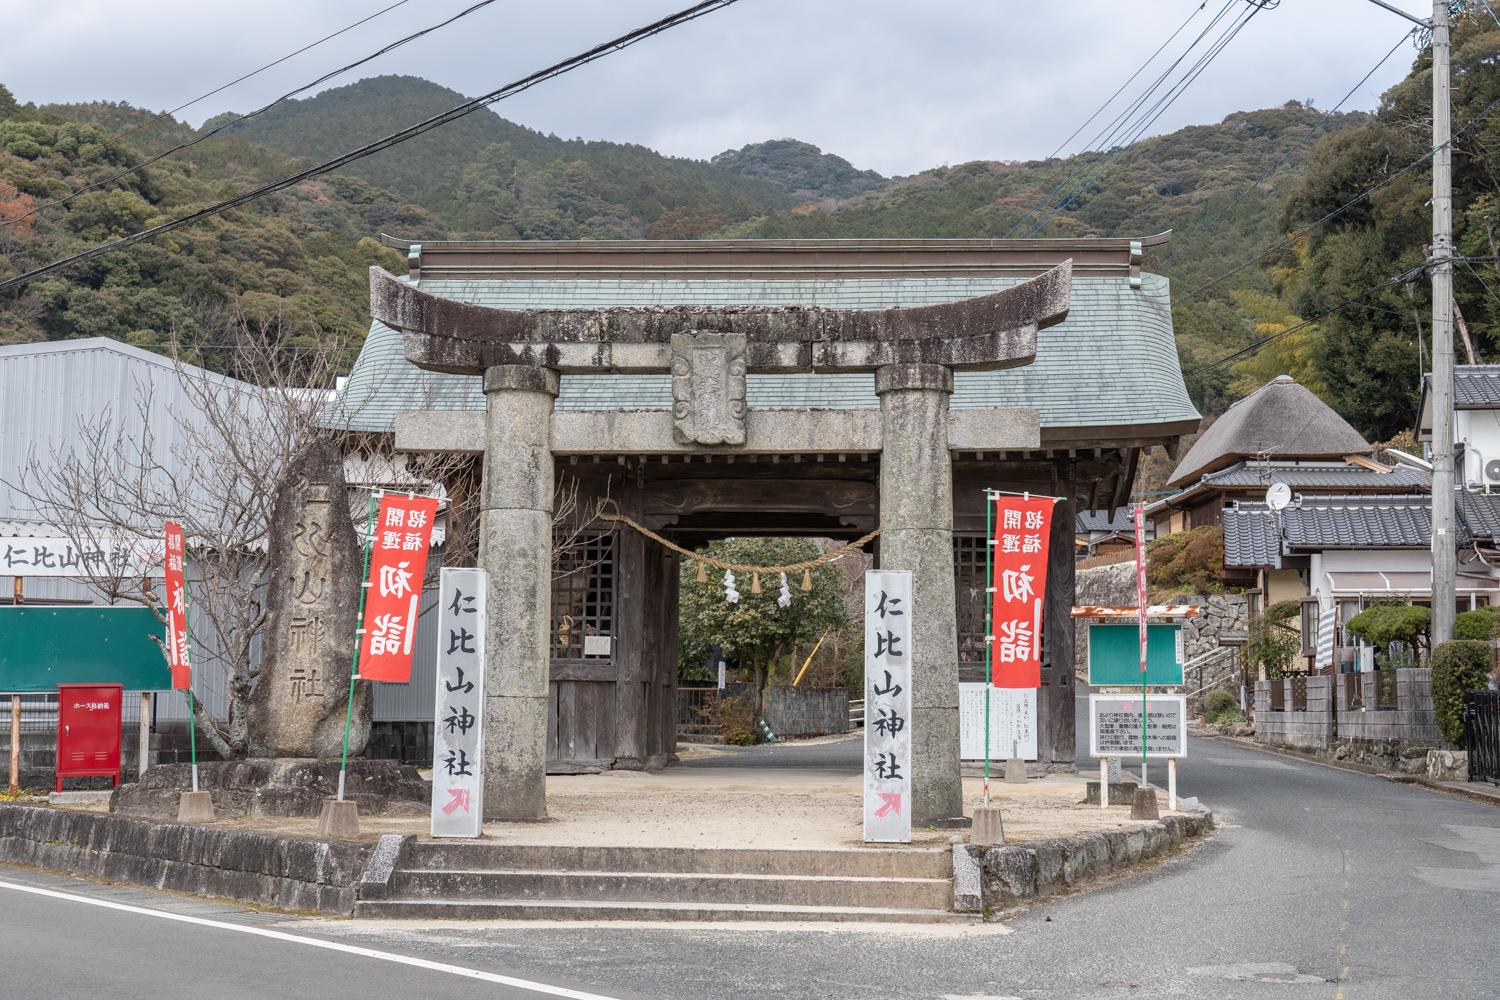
[1,0,1433,176]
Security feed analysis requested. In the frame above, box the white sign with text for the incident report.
[863,570,912,843]
[959,683,1037,760]
[1089,693,1187,759]
[1,536,161,578]
[431,567,488,837]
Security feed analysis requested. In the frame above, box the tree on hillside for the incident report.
[677,537,849,717]
[1273,17,1500,440]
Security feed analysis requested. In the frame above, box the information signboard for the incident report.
[1089,693,1187,759]
[1087,623,1185,687]
[863,570,912,844]
[958,683,1036,760]
[0,608,170,692]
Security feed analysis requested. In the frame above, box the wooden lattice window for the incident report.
[551,530,616,660]
[953,533,988,664]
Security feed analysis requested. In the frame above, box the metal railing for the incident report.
[1464,691,1500,785]
[848,698,865,728]
[676,687,721,726]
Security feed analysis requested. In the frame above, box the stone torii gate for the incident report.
[371,261,1072,824]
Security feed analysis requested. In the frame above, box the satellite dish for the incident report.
[1265,482,1292,511]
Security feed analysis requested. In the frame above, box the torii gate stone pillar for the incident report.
[370,260,1071,825]
[876,362,962,824]
[479,365,558,820]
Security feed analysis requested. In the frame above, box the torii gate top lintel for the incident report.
[369,259,1071,376]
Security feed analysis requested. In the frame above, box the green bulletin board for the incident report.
[0,607,170,692]
[1087,622,1184,687]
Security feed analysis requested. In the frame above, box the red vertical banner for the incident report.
[163,521,191,690]
[989,496,1054,688]
[358,494,440,683]
[1135,503,1148,676]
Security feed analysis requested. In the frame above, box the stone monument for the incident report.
[248,439,370,758]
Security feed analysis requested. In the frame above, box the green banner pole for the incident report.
[983,489,995,804]
[338,491,379,801]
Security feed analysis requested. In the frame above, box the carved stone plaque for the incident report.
[670,332,747,445]
[247,440,370,758]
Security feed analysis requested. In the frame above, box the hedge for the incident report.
[1430,639,1492,747]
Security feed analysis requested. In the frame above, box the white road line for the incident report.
[0,879,626,1000]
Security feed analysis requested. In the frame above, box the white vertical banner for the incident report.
[864,570,912,844]
[432,567,487,838]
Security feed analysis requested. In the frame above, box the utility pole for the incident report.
[1430,0,1456,646]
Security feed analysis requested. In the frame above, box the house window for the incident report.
[550,529,616,660]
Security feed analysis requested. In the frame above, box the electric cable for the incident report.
[0,0,742,294]
[6,0,501,227]
[58,0,411,164]
[1022,0,1267,238]
[1161,27,1416,268]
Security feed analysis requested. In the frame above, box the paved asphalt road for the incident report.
[7,689,1500,999]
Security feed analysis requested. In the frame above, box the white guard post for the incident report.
[1099,755,1108,811]
[432,567,488,837]
[863,570,912,843]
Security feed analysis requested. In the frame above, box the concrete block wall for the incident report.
[1337,668,1440,745]
[1254,677,1333,751]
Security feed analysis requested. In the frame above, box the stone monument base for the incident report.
[111,759,430,821]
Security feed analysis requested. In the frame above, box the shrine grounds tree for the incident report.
[677,537,849,719]
[8,310,480,758]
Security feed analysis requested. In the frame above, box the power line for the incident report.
[1041,2,1209,163]
[60,0,412,165]
[1161,27,1416,268]
[7,0,503,226]
[1022,0,1268,239]
[1184,91,1500,302]
[0,0,742,294]
[1002,0,1243,239]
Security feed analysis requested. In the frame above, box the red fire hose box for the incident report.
[56,683,123,791]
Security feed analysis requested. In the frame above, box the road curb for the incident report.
[1194,732,1500,807]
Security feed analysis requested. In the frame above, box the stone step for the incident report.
[388,868,952,910]
[353,897,966,924]
[402,843,952,880]
[677,734,727,745]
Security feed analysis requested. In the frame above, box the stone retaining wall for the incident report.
[0,803,370,914]
[961,808,1214,915]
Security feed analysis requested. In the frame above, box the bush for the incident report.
[1146,525,1225,595]
[1455,606,1498,641]
[1203,688,1237,716]
[1430,640,1492,747]
[698,694,758,746]
[1346,604,1431,665]
[1246,600,1301,679]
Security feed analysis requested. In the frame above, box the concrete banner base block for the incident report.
[176,790,215,824]
[1130,787,1160,821]
[318,798,360,839]
[1004,757,1027,784]
[970,803,1005,846]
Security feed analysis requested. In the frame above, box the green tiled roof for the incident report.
[326,272,1199,438]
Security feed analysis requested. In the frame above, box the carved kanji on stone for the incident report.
[670,332,747,446]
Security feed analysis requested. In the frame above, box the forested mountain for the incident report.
[218,75,796,239]
[3,15,1495,447]
[710,139,887,200]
